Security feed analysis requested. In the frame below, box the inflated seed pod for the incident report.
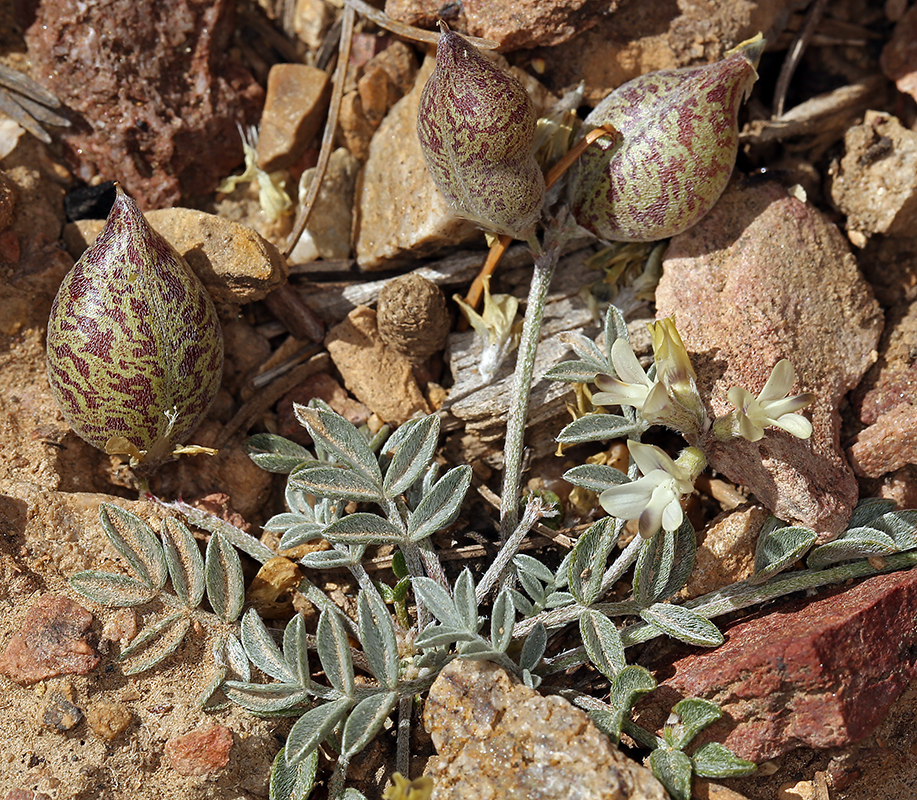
[417,24,545,241]
[46,185,223,468]
[569,36,765,242]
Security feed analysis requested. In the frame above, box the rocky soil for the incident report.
[3,0,917,799]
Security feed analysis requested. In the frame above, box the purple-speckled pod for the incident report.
[569,37,765,242]
[417,25,545,240]
[46,185,223,468]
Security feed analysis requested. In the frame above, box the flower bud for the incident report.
[569,35,764,242]
[46,185,224,469]
[417,24,545,240]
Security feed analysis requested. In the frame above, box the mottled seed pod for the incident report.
[417,24,545,240]
[47,185,224,468]
[569,36,765,242]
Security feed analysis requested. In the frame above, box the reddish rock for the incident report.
[847,403,917,479]
[0,595,100,685]
[25,0,264,209]
[256,64,331,172]
[656,179,883,537]
[385,0,613,50]
[639,569,917,762]
[165,725,234,776]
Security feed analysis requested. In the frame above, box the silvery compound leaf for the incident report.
[544,590,576,609]
[205,532,245,623]
[358,588,399,690]
[453,568,478,631]
[223,681,311,714]
[341,691,398,758]
[69,570,155,607]
[269,746,319,800]
[603,304,630,363]
[161,516,205,609]
[222,633,252,682]
[285,697,353,765]
[633,528,675,607]
[609,665,657,715]
[649,748,693,800]
[554,550,573,589]
[640,603,724,647]
[561,330,608,370]
[667,697,722,750]
[869,510,917,550]
[299,546,366,570]
[285,477,315,517]
[515,571,545,609]
[185,507,277,565]
[691,742,756,779]
[322,513,404,546]
[290,464,385,504]
[279,522,326,551]
[806,528,898,570]
[199,664,229,711]
[753,523,817,582]
[658,518,696,600]
[514,554,556,585]
[543,360,603,384]
[264,513,313,533]
[341,790,368,800]
[99,504,168,591]
[412,577,460,628]
[562,463,629,493]
[556,413,642,445]
[457,639,499,659]
[283,614,311,690]
[246,433,315,474]
[579,609,625,680]
[242,608,298,683]
[382,415,440,499]
[846,497,898,530]
[119,612,191,675]
[490,589,515,653]
[585,703,627,743]
[407,465,472,542]
[317,608,355,697]
[413,625,473,649]
[518,622,547,671]
[293,406,383,488]
[569,517,616,606]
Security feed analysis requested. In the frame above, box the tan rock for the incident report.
[424,659,668,800]
[354,55,480,270]
[256,64,331,172]
[85,701,133,740]
[325,306,431,424]
[295,147,359,260]
[65,208,288,305]
[165,725,234,776]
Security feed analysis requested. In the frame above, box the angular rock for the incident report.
[830,111,917,239]
[42,693,84,732]
[294,148,359,260]
[532,0,794,104]
[165,725,234,776]
[65,207,288,306]
[638,569,917,763]
[25,0,264,209]
[385,0,613,50]
[656,179,883,537]
[0,595,100,685]
[881,2,917,103]
[355,55,480,270]
[678,504,768,601]
[847,403,917,478]
[256,64,331,172]
[424,659,668,800]
[325,306,431,424]
[857,234,917,307]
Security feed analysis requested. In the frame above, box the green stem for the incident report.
[500,240,563,544]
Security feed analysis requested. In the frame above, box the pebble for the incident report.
[24,0,263,209]
[638,568,917,763]
[293,147,359,260]
[42,692,84,732]
[881,2,917,103]
[65,208,288,306]
[656,179,883,537]
[355,55,480,270]
[85,701,133,741]
[830,111,917,239]
[424,659,669,799]
[0,595,100,685]
[256,64,331,172]
[165,725,234,776]
[325,306,431,424]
